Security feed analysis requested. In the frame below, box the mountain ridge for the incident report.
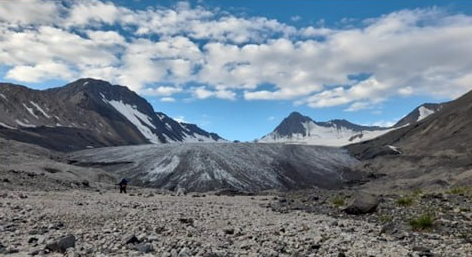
[0,78,225,151]
[259,111,391,146]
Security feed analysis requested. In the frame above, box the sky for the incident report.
[1,0,472,141]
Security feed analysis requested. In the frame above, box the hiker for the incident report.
[118,178,128,193]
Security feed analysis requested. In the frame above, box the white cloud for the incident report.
[291,16,301,22]
[65,0,123,27]
[193,87,236,100]
[2,1,472,108]
[141,86,183,96]
[0,0,60,25]
[6,61,75,82]
[267,116,276,121]
[161,97,176,102]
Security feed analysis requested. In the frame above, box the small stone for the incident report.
[148,235,159,242]
[178,247,191,257]
[136,243,153,253]
[123,234,140,245]
[28,248,41,256]
[28,237,39,244]
[412,246,430,252]
[137,233,147,242]
[178,218,194,225]
[223,228,235,235]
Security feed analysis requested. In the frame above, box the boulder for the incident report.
[344,192,379,215]
[46,234,75,253]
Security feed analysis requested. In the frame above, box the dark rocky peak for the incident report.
[273,112,315,137]
[181,123,223,141]
[48,78,155,117]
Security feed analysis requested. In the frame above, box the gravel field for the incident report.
[2,186,472,257]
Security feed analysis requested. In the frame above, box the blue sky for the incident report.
[1,0,472,141]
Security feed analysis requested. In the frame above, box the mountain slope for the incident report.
[0,78,224,151]
[68,143,360,192]
[394,103,443,127]
[345,89,472,190]
[259,112,390,146]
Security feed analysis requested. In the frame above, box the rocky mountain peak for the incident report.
[0,78,225,151]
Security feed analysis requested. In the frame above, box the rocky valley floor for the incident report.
[2,183,472,257]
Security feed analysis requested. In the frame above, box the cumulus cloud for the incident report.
[192,87,236,100]
[6,61,75,82]
[0,0,61,25]
[141,86,183,96]
[1,1,472,108]
[161,97,176,103]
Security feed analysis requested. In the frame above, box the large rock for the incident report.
[344,192,379,215]
[46,234,75,253]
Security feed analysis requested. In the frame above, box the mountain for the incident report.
[345,89,472,190]
[259,112,391,146]
[68,143,360,192]
[0,78,224,151]
[393,103,443,127]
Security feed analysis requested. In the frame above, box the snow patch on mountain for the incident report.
[23,103,39,119]
[418,106,435,121]
[30,101,51,118]
[103,98,160,143]
[0,122,15,129]
[0,94,7,101]
[386,145,401,154]
[15,119,36,128]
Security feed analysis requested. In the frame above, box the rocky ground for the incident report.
[2,180,472,257]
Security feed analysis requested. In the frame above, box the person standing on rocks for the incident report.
[118,178,128,194]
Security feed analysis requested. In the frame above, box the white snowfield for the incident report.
[259,120,394,147]
[103,98,161,143]
[103,95,223,144]
[70,143,360,192]
[418,106,436,121]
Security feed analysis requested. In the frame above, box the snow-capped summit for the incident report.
[0,78,225,151]
[259,112,391,146]
[394,103,443,127]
